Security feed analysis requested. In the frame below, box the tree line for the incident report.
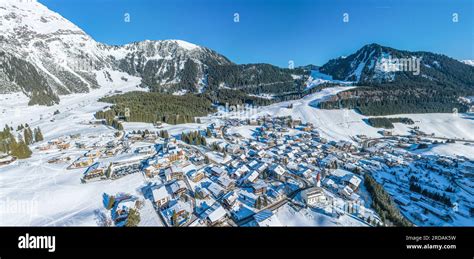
[364,174,412,226]
[366,117,414,129]
[181,131,206,146]
[95,91,216,125]
[0,124,43,159]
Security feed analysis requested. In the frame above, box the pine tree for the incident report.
[125,208,141,227]
[23,128,33,145]
[34,127,44,142]
[11,140,32,159]
[256,197,262,209]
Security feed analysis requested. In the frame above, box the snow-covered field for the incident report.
[1,83,473,226]
[273,204,367,226]
[248,86,474,142]
[0,71,150,226]
[415,143,474,160]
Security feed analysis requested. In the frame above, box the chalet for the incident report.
[302,187,327,207]
[292,119,302,127]
[205,204,228,225]
[340,185,354,198]
[127,133,143,141]
[257,150,266,158]
[231,164,249,179]
[210,166,225,177]
[379,130,393,136]
[85,150,101,159]
[190,155,205,166]
[242,170,259,184]
[322,178,338,192]
[255,163,268,173]
[267,184,286,201]
[73,157,94,168]
[82,162,107,182]
[170,181,187,197]
[248,149,259,157]
[152,186,171,207]
[344,175,362,191]
[268,164,286,180]
[217,142,228,151]
[207,182,225,199]
[230,160,240,169]
[135,145,155,155]
[109,160,141,178]
[300,168,313,179]
[38,144,52,151]
[164,166,184,181]
[239,190,258,207]
[196,187,211,199]
[417,201,451,221]
[248,160,259,169]
[217,175,235,191]
[222,191,239,208]
[321,155,339,169]
[112,196,138,224]
[226,144,241,154]
[144,165,159,178]
[410,193,422,202]
[411,211,429,223]
[251,181,267,195]
[163,201,192,226]
[57,142,71,150]
[394,196,411,206]
[188,169,205,183]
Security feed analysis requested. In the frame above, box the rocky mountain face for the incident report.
[0,0,232,105]
[112,40,232,93]
[320,43,474,92]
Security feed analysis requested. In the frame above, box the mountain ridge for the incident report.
[0,1,473,112]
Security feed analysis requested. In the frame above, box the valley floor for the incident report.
[0,84,473,226]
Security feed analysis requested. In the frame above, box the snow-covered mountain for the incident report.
[0,0,231,105]
[0,0,114,104]
[320,43,474,90]
[462,60,474,66]
[112,40,231,93]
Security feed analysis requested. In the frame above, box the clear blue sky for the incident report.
[39,0,473,67]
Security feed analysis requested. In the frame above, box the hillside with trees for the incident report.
[364,174,412,226]
[318,44,474,115]
[96,91,216,125]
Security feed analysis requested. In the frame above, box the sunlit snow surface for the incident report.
[1,83,473,226]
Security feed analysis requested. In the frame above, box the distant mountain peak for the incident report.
[320,43,474,89]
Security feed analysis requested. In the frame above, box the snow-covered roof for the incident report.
[348,175,362,188]
[245,171,259,183]
[207,182,225,197]
[207,205,227,223]
[270,164,286,176]
[170,181,187,193]
[152,186,170,201]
